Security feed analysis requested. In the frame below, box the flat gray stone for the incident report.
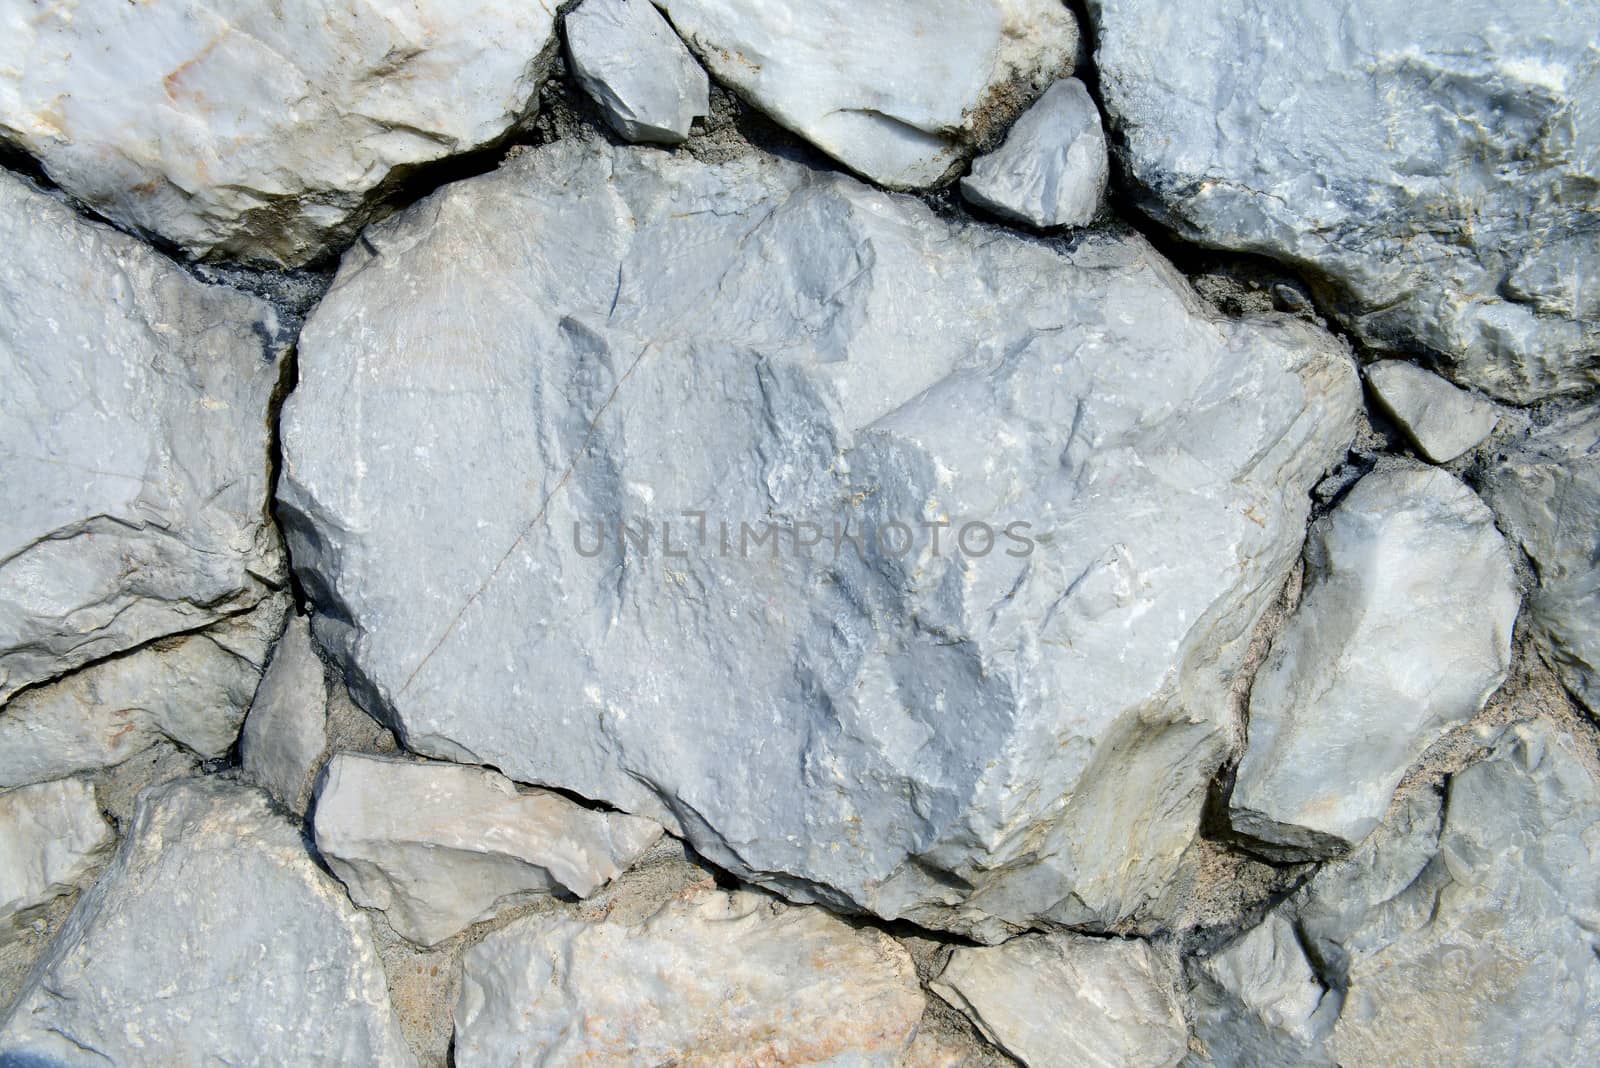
[0,0,560,265]
[1365,361,1498,463]
[1481,408,1600,716]
[1089,0,1600,403]
[454,884,925,1066]
[241,613,329,813]
[1230,467,1519,859]
[312,754,664,945]
[280,138,1359,940]
[567,0,710,145]
[932,933,1188,1068]
[656,0,1078,187]
[0,171,288,704]
[0,779,113,946]
[0,596,287,790]
[0,778,415,1065]
[961,78,1108,229]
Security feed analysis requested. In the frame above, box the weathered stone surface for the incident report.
[0,171,288,704]
[932,933,1188,1068]
[1194,720,1600,1066]
[656,0,1078,188]
[961,78,1108,229]
[0,778,113,946]
[1365,361,1498,464]
[1230,467,1518,859]
[0,1,559,266]
[0,778,414,1065]
[454,884,925,1065]
[567,0,710,145]
[280,138,1360,939]
[0,597,286,790]
[313,754,664,945]
[1481,408,1600,716]
[241,613,329,813]
[1089,0,1600,403]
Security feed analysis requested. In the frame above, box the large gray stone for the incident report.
[312,753,664,946]
[1193,720,1600,1066]
[279,138,1359,940]
[0,0,559,266]
[655,0,1079,188]
[1481,408,1600,717]
[0,171,288,704]
[961,78,1109,229]
[1089,0,1600,403]
[454,883,925,1066]
[1230,467,1519,859]
[932,933,1188,1068]
[0,778,113,946]
[241,613,330,813]
[0,778,414,1065]
[1365,361,1499,464]
[567,0,710,145]
[0,596,287,790]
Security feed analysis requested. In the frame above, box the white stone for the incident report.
[0,778,113,946]
[241,614,329,813]
[0,0,560,265]
[1230,467,1518,859]
[932,933,1188,1068]
[1365,361,1498,463]
[454,884,925,1065]
[961,78,1108,229]
[312,754,664,945]
[567,0,710,145]
[655,0,1078,187]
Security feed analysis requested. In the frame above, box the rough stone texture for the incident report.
[1365,361,1499,464]
[0,171,289,704]
[960,78,1108,229]
[0,778,113,946]
[1193,720,1600,1066]
[656,0,1079,188]
[1089,0,1600,403]
[1230,467,1519,859]
[0,0,560,266]
[1481,408,1600,717]
[567,0,710,145]
[313,753,664,946]
[453,883,925,1066]
[241,613,330,813]
[0,597,286,790]
[0,778,414,1065]
[931,933,1188,1068]
[280,138,1360,940]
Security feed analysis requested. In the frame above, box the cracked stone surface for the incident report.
[1364,361,1499,464]
[0,170,289,704]
[0,778,113,947]
[656,0,1079,188]
[240,613,330,814]
[312,753,664,946]
[453,883,926,1066]
[1090,0,1600,403]
[0,778,415,1065]
[961,77,1109,230]
[567,0,710,145]
[280,138,1359,940]
[0,0,560,266]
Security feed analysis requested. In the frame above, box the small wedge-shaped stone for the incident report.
[1365,361,1498,463]
[932,933,1188,1068]
[0,779,113,946]
[0,778,414,1066]
[0,0,560,265]
[1481,408,1600,717]
[241,614,330,813]
[567,0,710,145]
[454,884,925,1065]
[0,171,288,703]
[313,754,664,945]
[1230,467,1518,859]
[657,0,1078,187]
[961,78,1109,229]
